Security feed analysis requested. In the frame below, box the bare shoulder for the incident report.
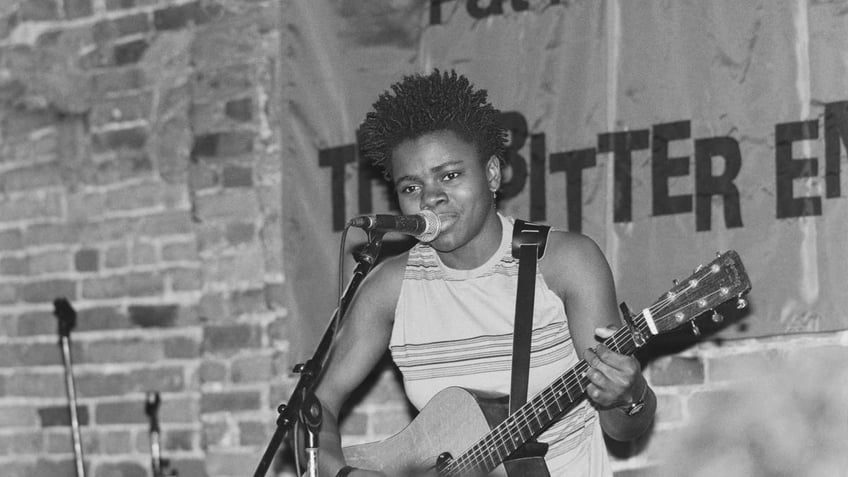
[356,250,409,319]
[539,230,612,297]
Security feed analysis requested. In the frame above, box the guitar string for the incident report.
[444,324,643,475]
[444,280,723,475]
[449,285,731,475]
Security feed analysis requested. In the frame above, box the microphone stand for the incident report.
[53,298,86,477]
[253,231,385,477]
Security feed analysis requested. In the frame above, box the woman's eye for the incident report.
[443,171,461,181]
[401,185,419,194]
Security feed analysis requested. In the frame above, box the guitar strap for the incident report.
[509,219,551,414]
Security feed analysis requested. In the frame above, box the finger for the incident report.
[594,325,619,340]
[585,382,614,407]
[594,344,640,373]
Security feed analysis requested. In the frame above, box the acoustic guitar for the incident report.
[342,251,751,476]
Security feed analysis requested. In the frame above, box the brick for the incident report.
[0,430,43,455]
[91,151,154,184]
[105,0,137,10]
[191,131,254,158]
[197,292,229,321]
[76,306,126,331]
[201,390,261,413]
[15,310,55,336]
[0,283,16,303]
[81,336,165,364]
[19,279,76,303]
[153,1,221,30]
[38,405,90,427]
[0,341,74,367]
[225,97,253,121]
[649,356,705,386]
[90,91,152,127]
[199,360,227,383]
[31,459,78,477]
[104,244,128,268]
[82,272,163,299]
[170,459,208,477]
[76,373,128,398]
[114,13,150,36]
[164,336,200,359]
[0,163,63,192]
[238,420,267,446]
[162,241,197,261]
[221,165,253,187]
[688,388,745,420]
[203,323,262,352]
[193,64,254,100]
[231,288,267,315]
[134,366,186,393]
[194,189,260,221]
[74,249,99,272]
[29,250,70,274]
[231,353,272,383]
[0,405,40,427]
[159,395,199,423]
[114,39,149,65]
[708,350,784,383]
[91,67,145,95]
[21,0,59,21]
[132,241,157,264]
[95,461,146,477]
[106,178,188,210]
[655,393,683,424]
[138,211,193,236]
[0,256,29,275]
[129,304,179,327]
[205,452,257,476]
[64,0,93,19]
[188,161,218,190]
[7,371,66,397]
[95,400,145,424]
[92,126,147,152]
[0,191,63,222]
[0,229,23,250]
[89,429,133,455]
[201,419,229,447]
[168,267,202,291]
[25,223,81,246]
[81,217,132,243]
[164,429,195,450]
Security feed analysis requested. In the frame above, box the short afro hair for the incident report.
[359,69,507,180]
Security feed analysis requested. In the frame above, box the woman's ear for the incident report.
[486,155,501,192]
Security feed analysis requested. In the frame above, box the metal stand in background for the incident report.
[53,298,86,477]
[253,233,385,477]
[145,392,178,477]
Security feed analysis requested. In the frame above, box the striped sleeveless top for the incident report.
[389,214,612,476]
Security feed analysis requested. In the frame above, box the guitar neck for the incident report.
[443,325,644,477]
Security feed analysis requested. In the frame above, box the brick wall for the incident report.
[0,1,292,476]
[1,1,846,477]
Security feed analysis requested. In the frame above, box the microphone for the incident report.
[348,210,441,242]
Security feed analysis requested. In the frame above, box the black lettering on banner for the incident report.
[652,121,693,216]
[497,111,529,202]
[775,120,822,218]
[825,100,848,198]
[529,133,546,221]
[597,130,650,223]
[467,0,504,18]
[550,148,596,233]
[430,0,451,25]
[694,137,744,231]
[318,144,357,231]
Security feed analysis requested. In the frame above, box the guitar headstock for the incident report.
[642,250,751,336]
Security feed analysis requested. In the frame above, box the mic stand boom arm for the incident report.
[253,232,385,477]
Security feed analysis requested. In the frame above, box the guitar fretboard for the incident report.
[441,323,644,477]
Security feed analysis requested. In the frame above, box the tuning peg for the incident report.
[694,264,704,273]
[711,310,723,323]
[736,297,747,309]
[690,321,701,336]
[672,279,679,286]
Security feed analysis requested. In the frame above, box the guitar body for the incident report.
[343,387,549,476]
